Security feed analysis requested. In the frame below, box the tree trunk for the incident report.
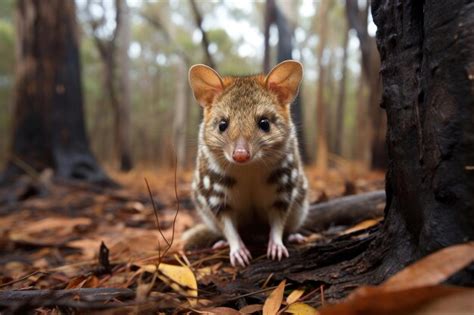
[242,0,474,304]
[334,24,349,156]
[315,0,331,176]
[1,0,109,185]
[173,59,188,170]
[115,0,133,171]
[373,0,474,262]
[189,0,216,70]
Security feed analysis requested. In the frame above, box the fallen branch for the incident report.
[304,190,385,232]
[0,288,135,308]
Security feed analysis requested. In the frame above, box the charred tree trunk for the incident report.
[241,0,474,304]
[1,0,109,185]
[373,0,474,263]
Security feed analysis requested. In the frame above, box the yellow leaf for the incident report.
[286,302,319,315]
[140,263,198,306]
[263,280,286,315]
[286,289,305,305]
[199,307,241,315]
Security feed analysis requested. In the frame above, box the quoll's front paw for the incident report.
[267,239,289,261]
[229,244,252,267]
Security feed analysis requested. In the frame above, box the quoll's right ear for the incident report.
[188,64,224,108]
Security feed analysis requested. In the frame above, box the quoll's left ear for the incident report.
[265,60,303,105]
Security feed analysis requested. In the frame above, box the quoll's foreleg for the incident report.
[267,205,289,261]
[221,215,252,267]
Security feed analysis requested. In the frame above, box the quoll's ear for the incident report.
[188,64,224,108]
[265,60,303,105]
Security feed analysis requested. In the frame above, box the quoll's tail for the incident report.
[182,223,222,251]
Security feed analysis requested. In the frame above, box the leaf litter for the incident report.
[0,167,471,313]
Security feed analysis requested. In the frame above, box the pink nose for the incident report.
[232,148,250,163]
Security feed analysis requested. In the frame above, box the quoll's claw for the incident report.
[230,245,252,267]
[288,233,306,244]
[267,239,289,261]
[212,240,229,249]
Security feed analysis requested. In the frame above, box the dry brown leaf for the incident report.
[320,286,473,315]
[286,302,319,315]
[381,242,474,291]
[263,280,286,315]
[342,219,381,235]
[240,304,263,314]
[286,289,305,305]
[198,307,241,315]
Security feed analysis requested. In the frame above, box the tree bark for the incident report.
[1,0,109,185]
[315,0,331,176]
[242,0,474,304]
[373,0,474,262]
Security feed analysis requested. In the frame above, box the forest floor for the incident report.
[0,166,472,314]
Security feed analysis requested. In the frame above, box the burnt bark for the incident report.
[1,0,109,185]
[241,0,474,304]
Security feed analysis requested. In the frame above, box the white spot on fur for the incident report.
[291,169,298,181]
[209,196,221,207]
[288,154,294,163]
[213,183,224,192]
[281,174,289,185]
[191,181,197,191]
[291,188,299,199]
[203,176,211,189]
[302,179,308,189]
[197,194,207,206]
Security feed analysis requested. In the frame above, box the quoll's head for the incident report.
[188,60,303,165]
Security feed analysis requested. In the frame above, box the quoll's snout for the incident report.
[232,138,250,163]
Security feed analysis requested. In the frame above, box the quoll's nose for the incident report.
[232,148,250,163]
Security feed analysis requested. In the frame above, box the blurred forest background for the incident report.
[0,0,385,177]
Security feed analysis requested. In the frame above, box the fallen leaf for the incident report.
[320,286,473,315]
[240,304,263,314]
[140,263,198,306]
[286,302,319,315]
[342,219,381,235]
[199,307,241,315]
[286,289,305,305]
[263,280,286,315]
[381,242,474,291]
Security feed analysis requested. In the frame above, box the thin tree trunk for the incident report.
[2,0,110,185]
[263,0,273,73]
[346,0,386,169]
[189,0,216,69]
[315,0,331,176]
[173,59,188,170]
[116,0,133,171]
[335,24,349,156]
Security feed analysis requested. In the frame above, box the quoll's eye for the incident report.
[258,117,270,132]
[219,119,228,132]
